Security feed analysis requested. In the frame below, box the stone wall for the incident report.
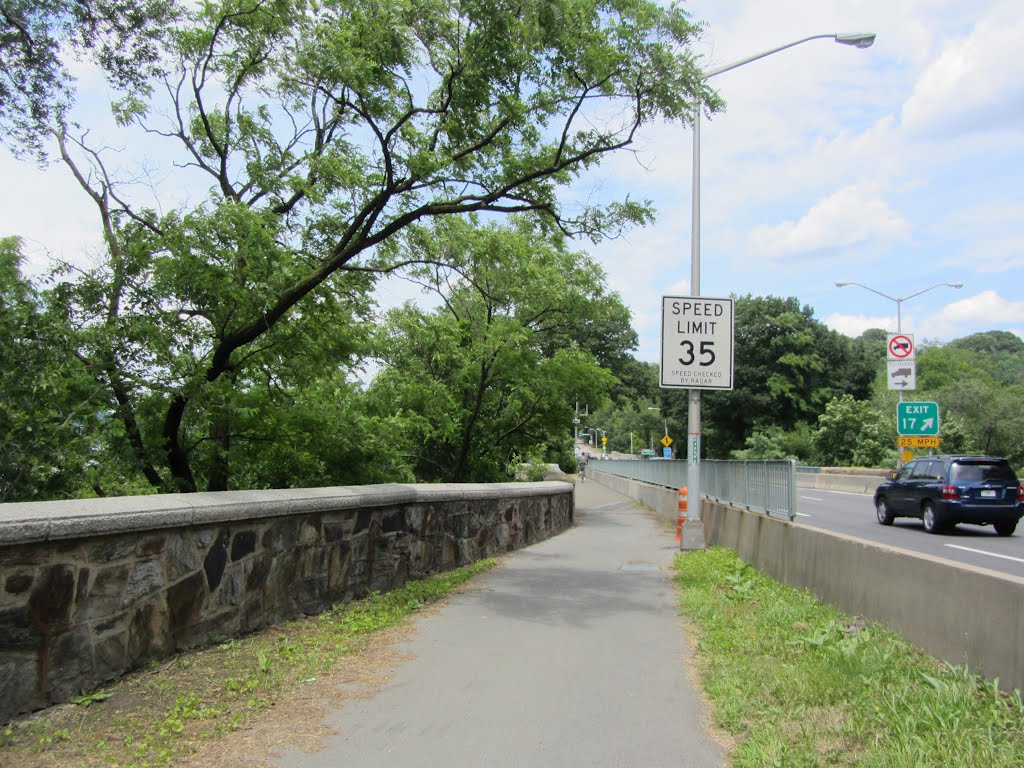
[0,482,573,723]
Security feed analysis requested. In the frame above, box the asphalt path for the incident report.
[273,480,725,768]
[795,488,1024,579]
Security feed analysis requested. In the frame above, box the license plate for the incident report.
[980,490,996,498]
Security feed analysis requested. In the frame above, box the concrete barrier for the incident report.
[796,471,886,495]
[590,471,1024,694]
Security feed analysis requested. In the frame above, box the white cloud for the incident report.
[901,3,1024,137]
[665,279,691,296]
[825,312,898,337]
[922,290,1024,337]
[953,237,1024,273]
[747,185,911,257]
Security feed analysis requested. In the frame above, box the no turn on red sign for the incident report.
[887,333,915,361]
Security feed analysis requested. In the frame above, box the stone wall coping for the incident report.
[0,481,574,546]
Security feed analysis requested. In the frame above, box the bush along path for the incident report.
[674,547,1024,767]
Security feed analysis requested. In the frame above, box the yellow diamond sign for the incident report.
[661,435,672,447]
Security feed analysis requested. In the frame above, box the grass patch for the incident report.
[675,547,1024,767]
[0,559,496,768]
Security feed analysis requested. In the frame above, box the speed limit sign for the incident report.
[660,296,734,390]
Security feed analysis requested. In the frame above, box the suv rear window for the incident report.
[950,462,1016,483]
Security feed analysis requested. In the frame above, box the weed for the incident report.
[675,547,1024,767]
[70,689,113,707]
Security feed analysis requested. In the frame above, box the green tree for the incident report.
[0,238,113,500]
[913,342,1024,466]
[811,394,894,468]
[367,218,617,482]
[611,358,660,407]
[0,0,175,159]
[948,330,1024,357]
[674,295,853,457]
[592,398,665,455]
[40,0,718,492]
[730,423,814,463]
[843,328,888,399]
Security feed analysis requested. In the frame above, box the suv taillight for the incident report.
[942,485,960,500]
[1018,485,1024,502]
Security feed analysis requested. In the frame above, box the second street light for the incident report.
[677,32,875,550]
[835,280,963,463]
[834,281,963,337]
[834,281,964,392]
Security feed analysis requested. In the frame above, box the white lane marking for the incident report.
[945,544,1024,565]
[810,489,873,497]
[799,495,823,501]
[795,512,812,517]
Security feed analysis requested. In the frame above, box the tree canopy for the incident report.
[0,0,175,159]
[663,295,865,457]
[29,0,717,492]
[367,217,621,481]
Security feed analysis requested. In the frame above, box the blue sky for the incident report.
[2,0,1022,367]
[581,0,1024,363]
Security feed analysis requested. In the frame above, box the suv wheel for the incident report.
[875,496,894,525]
[921,501,946,534]
[994,520,1017,537]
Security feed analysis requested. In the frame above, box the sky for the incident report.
[2,0,1022,367]
[583,0,1024,363]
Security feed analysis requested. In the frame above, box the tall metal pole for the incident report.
[896,301,903,408]
[681,103,704,550]
[681,32,877,551]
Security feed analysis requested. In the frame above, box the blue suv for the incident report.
[874,455,1024,536]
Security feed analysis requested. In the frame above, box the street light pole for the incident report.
[683,32,876,551]
[647,407,669,453]
[834,282,964,337]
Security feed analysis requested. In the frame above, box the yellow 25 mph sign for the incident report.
[897,436,941,448]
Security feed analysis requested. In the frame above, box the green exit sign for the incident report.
[897,401,940,436]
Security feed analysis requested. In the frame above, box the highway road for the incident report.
[794,488,1024,580]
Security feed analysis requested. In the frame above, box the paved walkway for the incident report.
[273,479,726,768]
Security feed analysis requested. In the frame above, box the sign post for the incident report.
[661,296,735,551]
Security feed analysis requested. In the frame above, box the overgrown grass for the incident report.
[0,559,496,768]
[675,547,1024,767]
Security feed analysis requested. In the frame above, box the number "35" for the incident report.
[679,340,716,366]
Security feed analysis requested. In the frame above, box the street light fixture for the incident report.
[834,281,963,334]
[646,407,668,438]
[683,32,875,550]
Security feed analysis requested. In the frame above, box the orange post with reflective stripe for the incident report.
[675,486,688,542]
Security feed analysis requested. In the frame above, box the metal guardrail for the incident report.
[591,459,796,521]
[702,460,796,520]
[591,459,688,490]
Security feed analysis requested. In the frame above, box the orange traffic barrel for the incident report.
[675,486,688,541]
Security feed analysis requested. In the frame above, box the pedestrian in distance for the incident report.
[578,453,589,482]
